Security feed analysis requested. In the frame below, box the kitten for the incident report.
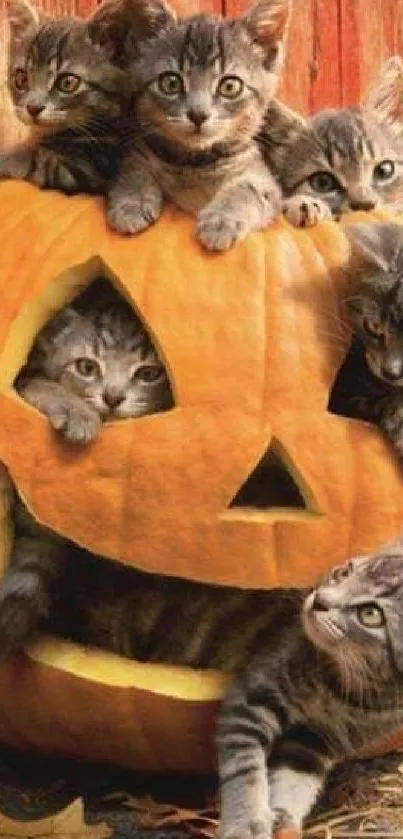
[263,57,403,227]
[15,276,173,443]
[107,0,289,251]
[0,278,173,658]
[330,221,403,458]
[1,0,143,194]
[44,541,403,837]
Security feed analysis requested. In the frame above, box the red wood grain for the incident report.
[309,0,341,111]
[279,0,315,115]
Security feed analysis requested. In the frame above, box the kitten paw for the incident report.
[49,403,101,444]
[283,196,332,228]
[196,212,245,251]
[0,151,30,181]
[107,198,162,235]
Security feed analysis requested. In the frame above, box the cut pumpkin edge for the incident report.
[27,635,228,701]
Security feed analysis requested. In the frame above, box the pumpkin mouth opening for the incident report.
[223,438,320,521]
[328,341,379,425]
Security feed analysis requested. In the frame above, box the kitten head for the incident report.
[303,542,403,677]
[5,0,138,130]
[25,279,173,420]
[344,222,403,386]
[127,0,290,151]
[275,57,403,216]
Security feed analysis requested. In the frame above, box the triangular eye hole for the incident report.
[13,272,175,419]
[328,340,379,424]
[226,438,318,517]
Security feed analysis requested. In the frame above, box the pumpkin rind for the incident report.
[0,181,402,767]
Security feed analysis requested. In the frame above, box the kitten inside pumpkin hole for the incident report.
[3,257,176,429]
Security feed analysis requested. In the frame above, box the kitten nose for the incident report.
[187,108,209,128]
[26,103,44,119]
[312,592,330,611]
[104,390,125,409]
[349,199,376,211]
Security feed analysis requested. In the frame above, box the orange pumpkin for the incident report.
[0,180,401,770]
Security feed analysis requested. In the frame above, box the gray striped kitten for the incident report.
[331,222,403,459]
[46,540,403,837]
[0,278,173,659]
[2,0,141,194]
[263,57,403,227]
[107,0,289,251]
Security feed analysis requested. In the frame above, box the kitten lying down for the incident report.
[264,56,403,226]
[5,519,403,838]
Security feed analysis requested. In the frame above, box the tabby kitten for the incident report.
[46,541,403,837]
[0,278,173,658]
[2,0,141,194]
[107,0,289,251]
[263,57,403,227]
[329,222,403,458]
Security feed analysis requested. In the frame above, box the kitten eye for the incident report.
[74,358,100,378]
[13,68,28,92]
[308,171,340,194]
[217,76,244,100]
[373,160,395,183]
[135,364,164,383]
[356,603,385,628]
[56,73,81,94]
[363,317,385,341]
[157,72,183,97]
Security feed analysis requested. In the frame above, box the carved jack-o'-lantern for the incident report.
[0,181,401,771]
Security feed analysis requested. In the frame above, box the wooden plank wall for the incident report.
[1,0,403,147]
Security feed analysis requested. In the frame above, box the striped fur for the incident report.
[2,0,136,194]
[107,0,289,250]
[36,542,403,835]
[262,58,403,227]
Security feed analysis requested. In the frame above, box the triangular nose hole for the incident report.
[12,264,175,415]
[228,438,315,512]
[328,340,378,424]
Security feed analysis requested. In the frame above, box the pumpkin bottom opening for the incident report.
[26,635,227,701]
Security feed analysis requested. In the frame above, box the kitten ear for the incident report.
[362,56,403,125]
[36,307,82,352]
[344,223,403,273]
[265,98,307,144]
[5,0,40,41]
[87,0,175,54]
[242,0,291,49]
